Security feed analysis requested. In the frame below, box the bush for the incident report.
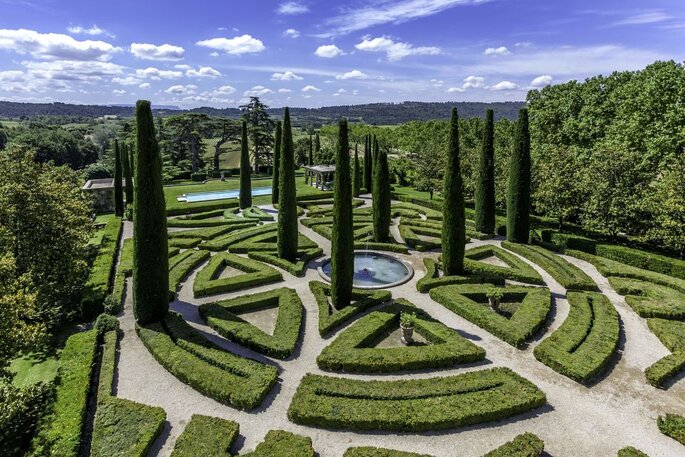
[243,206,274,221]
[241,430,315,457]
[617,447,649,457]
[168,237,202,249]
[170,414,239,457]
[94,313,119,338]
[645,318,685,387]
[287,368,546,432]
[482,432,544,457]
[533,292,619,383]
[248,248,323,277]
[317,299,485,373]
[231,233,318,254]
[609,277,685,320]
[167,218,256,229]
[0,382,52,457]
[203,224,275,251]
[345,448,431,457]
[464,245,544,285]
[429,284,551,348]
[193,253,282,297]
[416,258,487,293]
[166,200,240,217]
[168,223,254,241]
[190,172,206,182]
[103,293,122,315]
[502,241,596,291]
[199,288,303,359]
[169,250,210,297]
[658,413,685,446]
[180,208,227,220]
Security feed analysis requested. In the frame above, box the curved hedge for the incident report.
[193,253,282,297]
[200,288,303,359]
[248,248,323,276]
[170,414,239,457]
[464,245,543,285]
[429,284,551,348]
[242,206,274,221]
[617,447,650,457]
[609,277,685,320]
[169,250,210,297]
[203,224,276,251]
[287,368,546,432]
[658,413,685,446]
[416,258,486,293]
[645,318,685,387]
[317,299,485,372]
[533,291,619,383]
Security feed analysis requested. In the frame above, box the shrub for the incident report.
[170,414,239,457]
[204,224,276,251]
[231,233,318,254]
[248,248,323,276]
[242,206,274,221]
[241,430,315,457]
[617,447,650,457]
[180,209,227,220]
[502,241,596,291]
[317,299,485,372]
[193,253,282,297]
[416,258,486,293]
[167,218,256,229]
[482,432,544,457]
[658,413,685,446]
[168,250,210,297]
[464,245,544,285]
[373,147,392,243]
[645,318,685,387]
[168,237,202,249]
[166,200,239,217]
[442,107,466,275]
[103,293,122,315]
[190,172,206,182]
[533,292,619,383]
[345,448,431,457]
[94,313,119,338]
[199,288,303,359]
[506,108,531,243]
[0,382,52,457]
[609,277,685,320]
[168,225,247,241]
[287,368,546,432]
[429,284,551,348]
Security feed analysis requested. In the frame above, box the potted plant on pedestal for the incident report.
[486,287,505,313]
[400,312,417,345]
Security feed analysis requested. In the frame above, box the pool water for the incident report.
[320,251,414,288]
[178,186,272,203]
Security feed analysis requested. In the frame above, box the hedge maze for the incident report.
[193,253,282,297]
[645,319,685,387]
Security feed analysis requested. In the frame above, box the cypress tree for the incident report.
[239,120,252,209]
[272,121,282,205]
[132,100,169,324]
[308,134,313,165]
[122,142,134,205]
[364,135,372,191]
[277,107,298,261]
[331,118,353,308]
[315,133,321,162]
[441,108,466,275]
[507,108,531,243]
[113,140,124,217]
[475,109,496,234]
[353,143,361,197]
[372,146,391,243]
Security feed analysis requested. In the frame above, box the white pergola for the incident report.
[303,165,336,190]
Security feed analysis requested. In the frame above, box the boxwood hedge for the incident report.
[82,216,123,319]
[429,284,551,348]
[168,223,255,241]
[658,413,685,446]
[203,224,276,251]
[167,218,253,228]
[168,237,202,249]
[287,368,546,432]
[193,253,282,297]
[464,245,544,285]
[169,250,210,297]
[344,448,432,457]
[241,430,315,456]
[248,248,323,276]
[645,318,685,387]
[199,288,303,359]
[416,258,487,293]
[533,292,619,383]
[170,415,239,457]
[242,206,274,221]
[317,299,485,372]
[617,447,650,457]
[230,232,318,254]
[608,277,685,320]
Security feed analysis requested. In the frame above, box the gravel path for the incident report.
[114,213,685,457]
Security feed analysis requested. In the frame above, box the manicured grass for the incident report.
[645,318,685,387]
[9,353,59,388]
[464,245,544,285]
[193,253,282,297]
[609,277,685,320]
[534,292,620,383]
[658,413,685,446]
[287,368,546,432]
[429,284,551,348]
[171,414,239,457]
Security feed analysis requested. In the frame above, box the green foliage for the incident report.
[0,382,52,457]
[287,368,546,431]
[645,318,685,387]
[364,134,372,191]
[317,299,485,372]
[133,100,169,324]
[240,96,275,172]
[658,413,685,446]
[534,292,619,383]
[239,120,252,209]
[171,415,239,457]
[122,143,134,205]
[532,145,580,230]
[617,447,649,457]
[94,313,119,338]
[613,275,685,319]
[81,216,122,320]
[344,448,432,457]
[241,430,315,457]
[441,108,466,274]
[277,107,298,261]
[430,284,551,347]
[373,146,392,243]
[248,248,323,277]
[243,206,274,221]
[482,433,545,457]
[168,218,255,229]
[464,245,544,285]
[9,122,98,169]
[353,144,361,197]
[113,140,124,216]
[507,109,531,243]
[169,250,210,297]
[272,121,282,205]
[475,109,496,234]
[648,153,685,257]
[200,288,303,359]
[416,258,485,293]
[204,224,276,251]
[193,253,282,297]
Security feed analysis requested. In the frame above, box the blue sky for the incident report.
[0,0,683,108]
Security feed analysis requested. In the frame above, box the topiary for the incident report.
[95,313,120,338]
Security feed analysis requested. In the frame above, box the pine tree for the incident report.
[122,142,134,205]
[475,109,495,234]
[507,108,532,243]
[372,145,391,243]
[353,143,361,197]
[239,120,252,209]
[364,135,372,191]
[277,107,298,261]
[113,140,124,217]
[132,100,169,324]
[441,108,466,275]
[272,121,282,205]
[331,118,353,308]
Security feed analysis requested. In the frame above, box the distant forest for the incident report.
[0,100,525,126]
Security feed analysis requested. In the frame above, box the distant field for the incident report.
[202,138,241,169]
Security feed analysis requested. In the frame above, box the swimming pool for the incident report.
[177,186,272,203]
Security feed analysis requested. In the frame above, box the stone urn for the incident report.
[400,324,414,345]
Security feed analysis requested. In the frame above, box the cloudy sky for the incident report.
[0,0,683,108]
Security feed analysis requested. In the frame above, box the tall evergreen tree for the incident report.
[113,140,124,217]
[132,100,169,324]
[372,145,391,243]
[353,143,361,198]
[239,120,252,209]
[507,108,532,243]
[308,134,313,165]
[272,121,282,205]
[441,108,466,275]
[364,135,372,191]
[277,107,298,261]
[122,142,134,205]
[331,118,353,308]
[315,133,321,163]
[475,109,496,234]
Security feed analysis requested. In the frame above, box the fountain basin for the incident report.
[318,250,414,289]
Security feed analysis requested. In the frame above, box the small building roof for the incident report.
[303,165,336,173]
[82,178,127,190]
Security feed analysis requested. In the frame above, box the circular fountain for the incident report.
[318,250,414,289]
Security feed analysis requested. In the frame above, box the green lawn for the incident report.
[393,186,444,203]
[9,353,59,387]
[89,214,117,246]
[202,138,241,170]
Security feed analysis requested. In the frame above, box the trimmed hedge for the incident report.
[171,415,239,457]
[168,223,255,241]
[483,432,544,457]
[200,288,303,359]
[429,284,551,348]
[248,248,323,276]
[287,367,546,432]
[179,208,227,220]
[166,199,239,217]
[416,258,487,293]
[167,218,255,228]
[168,237,202,249]
[82,216,123,319]
[243,206,274,221]
[608,277,685,320]
[169,250,210,296]
[533,292,619,383]
[658,413,685,446]
[204,224,276,251]
[317,299,485,372]
[464,245,544,285]
[193,253,282,297]
[91,331,166,457]
[310,281,392,336]
[502,241,596,291]
[230,233,318,254]
[241,430,315,457]
[344,448,432,457]
[617,447,649,457]
[29,330,97,457]
[306,199,364,217]
[645,318,685,387]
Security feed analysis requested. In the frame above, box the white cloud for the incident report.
[186,66,221,77]
[447,87,465,93]
[67,25,112,37]
[302,85,321,92]
[139,82,151,89]
[336,69,368,80]
[112,75,142,86]
[174,64,192,70]
[214,85,236,94]
[196,35,265,54]
[333,88,347,96]
[244,85,273,96]
[515,41,532,48]
[283,28,300,38]
[462,75,485,89]
[135,67,183,80]
[355,36,440,61]
[530,74,553,88]
[611,11,672,26]
[130,42,185,61]
[0,70,25,82]
[0,28,120,61]
[165,84,197,95]
[25,60,124,81]
[314,44,343,58]
[490,80,518,91]
[277,1,308,15]
[431,78,444,87]
[271,71,303,81]
[278,88,293,93]
[484,46,510,56]
[112,89,126,95]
